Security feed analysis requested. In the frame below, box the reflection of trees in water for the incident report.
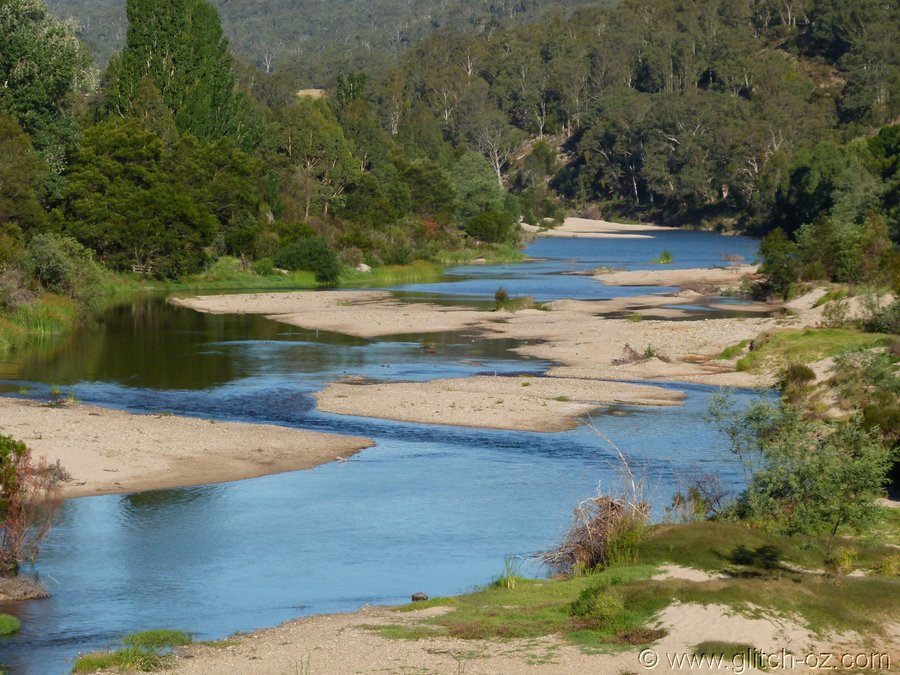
[5,297,539,391]
[123,484,223,513]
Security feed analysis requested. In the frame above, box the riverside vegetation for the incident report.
[0,0,897,669]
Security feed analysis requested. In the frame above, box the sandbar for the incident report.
[0,398,373,498]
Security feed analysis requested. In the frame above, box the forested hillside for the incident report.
[1,0,898,319]
[369,0,898,291]
[46,0,615,83]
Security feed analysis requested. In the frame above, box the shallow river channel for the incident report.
[1,230,761,673]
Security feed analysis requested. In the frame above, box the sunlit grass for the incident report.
[735,328,892,372]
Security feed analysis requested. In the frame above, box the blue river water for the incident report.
[0,230,761,673]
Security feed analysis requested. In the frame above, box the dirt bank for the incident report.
[0,398,373,498]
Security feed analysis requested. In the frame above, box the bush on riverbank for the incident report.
[0,434,63,575]
[0,613,20,635]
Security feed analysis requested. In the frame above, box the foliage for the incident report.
[0,0,92,193]
[25,233,101,304]
[103,0,262,149]
[0,433,63,575]
[465,211,516,244]
[0,613,20,635]
[0,114,47,235]
[60,120,220,277]
[756,229,799,300]
[709,395,894,547]
[273,237,339,284]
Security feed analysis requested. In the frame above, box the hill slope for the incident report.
[47,0,617,83]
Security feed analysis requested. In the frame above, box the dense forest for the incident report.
[46,0,616,83]
[1,0,898,309]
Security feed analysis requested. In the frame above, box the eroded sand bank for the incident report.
[0,398,373,498]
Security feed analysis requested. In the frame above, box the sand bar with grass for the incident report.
[316,375,685,432]
[0,398,373,498]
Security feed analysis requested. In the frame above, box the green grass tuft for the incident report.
[72,647,167,673]
[123,629,191,650]
[0,614,20,635]
[718,340,750,360]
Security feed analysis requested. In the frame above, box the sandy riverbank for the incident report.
[166,576,865,674]
[522,217,669,239]
[597,264,757,289]
[316,375,685,432]
[171,290,495,339]
[0,398,373,498]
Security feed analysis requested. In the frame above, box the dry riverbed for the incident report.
[0,398,372,498]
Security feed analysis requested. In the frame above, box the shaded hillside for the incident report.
[46,0,617,83]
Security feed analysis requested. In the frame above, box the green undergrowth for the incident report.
[735,328,892,372]
[717,339,750,360]
[72,629,191,673]
[103,249,525,294]
[373,522,899,651]
[0,294,80,356]
[0,614,20,636]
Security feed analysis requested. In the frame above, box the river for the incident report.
[0,229,760,673]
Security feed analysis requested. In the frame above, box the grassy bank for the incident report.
[102,247,525,295]
[373,520,899,651]
[720,327,895,372]
[0,294,80,357]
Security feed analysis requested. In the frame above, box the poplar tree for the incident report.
[105,0,260,148]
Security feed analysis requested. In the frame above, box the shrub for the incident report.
[570,587,625,626]
[652,250,673,264]
[864,299,900,334]
[777,363,816,392]
[24,233,101,305]
[248,257,272,276]
[465,211,515,243]
[0,613,20,635]
[0,266,36,311]
[273,237,339,284]
[494,287,509,308]
[709,396,893,549]
[0,434,63,575]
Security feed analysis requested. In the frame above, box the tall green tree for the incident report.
[61,120,217,277]
[0,0,92,194]
[104,0,262,149]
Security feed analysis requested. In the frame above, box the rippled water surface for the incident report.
[0,232,760,673]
